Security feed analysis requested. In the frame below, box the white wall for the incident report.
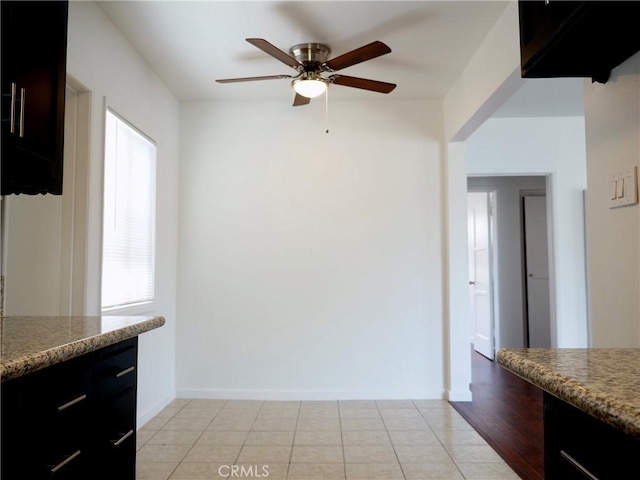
[443,1,521,141]
[467,176,546,349]
[584,52,640,347]
[177,99,445,399]
[2,195,66,315]
[465,117,589,348]
[66,2,180,424]
[442,2,523,400]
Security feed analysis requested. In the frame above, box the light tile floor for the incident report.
[136,399,520,480]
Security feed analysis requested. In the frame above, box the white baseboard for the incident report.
[175,388,446,401]
[446,389,473,402]
[137,392,175,429]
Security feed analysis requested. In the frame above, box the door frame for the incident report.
[65,76,92,315]
[446,151,562,401]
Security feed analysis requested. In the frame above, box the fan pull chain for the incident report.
[325,86,329,134]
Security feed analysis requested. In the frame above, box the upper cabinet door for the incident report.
[518,1,640,84]
[1,1,69,195]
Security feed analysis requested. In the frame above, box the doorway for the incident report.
[467,176,551,352]
[522,193,551,347]
[446,77,589,401]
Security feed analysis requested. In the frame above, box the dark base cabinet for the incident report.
[543,392,640,479]
[1,338,138,480]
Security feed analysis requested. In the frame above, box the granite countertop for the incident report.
[0,315,165,382]
[497,348,640,439]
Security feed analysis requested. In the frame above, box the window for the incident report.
[101,110,157,311]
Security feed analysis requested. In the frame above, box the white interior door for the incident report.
[523,195,551,348]
[467,192,494,360]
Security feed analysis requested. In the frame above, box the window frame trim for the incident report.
[100,107,158,314]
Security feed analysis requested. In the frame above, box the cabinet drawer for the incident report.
[42,445,88,480]
[93,337,138,402]
[29,448,88,480]
[1,360,90,480]
[94,388,137,480]
[100,387,137,444]
[543,393,640,479]
[18,359,91,417]
[11,358,91,455]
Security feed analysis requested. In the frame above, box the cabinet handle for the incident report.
[111,429,134,447]
[115,366,135,378]
[560,450,600,480]
[19,87,25,138]
[56,394,87,412]
[50,450,82,474]
[9,82,16,134]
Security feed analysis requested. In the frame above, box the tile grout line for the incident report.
[164,401,187,480]
[414,401,468,479]
[376,400,408,480]
[283,401,301,479]
[337,400,347,480]
[179,399,229,479]
[234,400,262,471]
[150,399,190,480]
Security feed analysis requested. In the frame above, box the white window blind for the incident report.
[101,110,157,310]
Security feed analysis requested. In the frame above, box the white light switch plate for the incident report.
[610,167,638,208]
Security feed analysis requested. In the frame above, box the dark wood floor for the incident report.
[450,350,544,480]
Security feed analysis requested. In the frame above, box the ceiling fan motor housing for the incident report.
[289,43,331,72]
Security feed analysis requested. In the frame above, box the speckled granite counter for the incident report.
[0,315,165,382]
[497,348,640,439]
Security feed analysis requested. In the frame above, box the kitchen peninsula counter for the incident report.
[0,315,165,382]
[497,348,640,439]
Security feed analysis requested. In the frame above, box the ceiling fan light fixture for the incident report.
[293,77,327,98]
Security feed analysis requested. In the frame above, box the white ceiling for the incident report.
[494,77,585,118]
[97,1,510,103]
[97,1,585,117]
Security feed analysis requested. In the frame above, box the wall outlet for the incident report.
[609,167,638,208]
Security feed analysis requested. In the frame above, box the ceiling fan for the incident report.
[216,38,397,106]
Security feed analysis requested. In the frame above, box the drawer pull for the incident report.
[560,450,600,480]
[50,450,82,474]
[111,429,134,447]
[18,87,25,138]
[57,394,87,412]
[115,366,135,378]
[9,82,16,134]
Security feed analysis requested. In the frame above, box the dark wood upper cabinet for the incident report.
[1,0,69,195]
[519,1,640,83]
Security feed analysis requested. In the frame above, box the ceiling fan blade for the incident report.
[292,93,311,107]
[329,75,396,94]
[323,41,391,71]
[216,74,293,84]
[246,38,302,69]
